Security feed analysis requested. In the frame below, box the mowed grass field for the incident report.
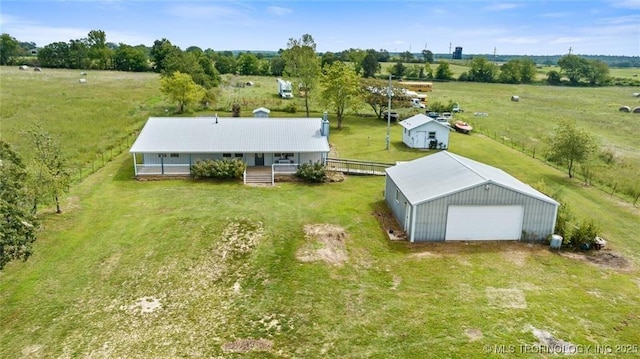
[1,67,639,357]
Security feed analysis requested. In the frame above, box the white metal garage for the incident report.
[445,205,524,240]
[384,151,559,242]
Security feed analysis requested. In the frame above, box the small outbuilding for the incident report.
[385,151,558,242]
[399,114,451,149]
[252,107,271,118]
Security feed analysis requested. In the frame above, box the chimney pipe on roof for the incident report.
[215,113,218,124]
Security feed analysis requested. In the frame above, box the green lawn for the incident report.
[1,67,639,357]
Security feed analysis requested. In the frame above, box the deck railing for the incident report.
[134,163,191,176]
[326,158,394,176]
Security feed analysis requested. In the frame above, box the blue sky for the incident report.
[1,0,638,56]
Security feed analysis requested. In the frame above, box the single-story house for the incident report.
[399,114,451,149]
[384,151,558,242]
[129,116,330,176]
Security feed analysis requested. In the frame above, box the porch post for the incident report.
[132,153,138,176]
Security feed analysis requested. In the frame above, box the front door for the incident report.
[255,153,264,166]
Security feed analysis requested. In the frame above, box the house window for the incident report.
[158,153,167,158]
[395,189,400,203]
[234,153,243,158]
[222,153,231,158]
[170,153,179,158]
[428,131,436,139]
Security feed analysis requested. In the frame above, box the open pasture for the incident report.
[1,67,639,357]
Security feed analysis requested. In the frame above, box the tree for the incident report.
[87,29,112,70]
[0,140,38,270]
[38,41,70,68]
[434,61,453,80]
[282,34,322,117]
[583,59,609,85]
[320,51,337,69]
[160,71,206,113]
[345,48,367,75]
[320,62,360,129]
[214,53,237,74]
[0,33,20,65]
[26,126,71,214]
[360,78,405,119]
[361,52,379,78]
[150,38,182,73]
[468,57,497,82]
[422,49,434,64]
[270,57,285,76]
[113,44,149,72]
[237,53,260,75]
[547,119,599,178]
[558,54,588,85]
[546,70,562,85]
[391,61,406,78]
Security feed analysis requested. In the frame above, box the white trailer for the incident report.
[277,78,293,99]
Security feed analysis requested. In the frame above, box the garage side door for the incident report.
[445,205,524,240]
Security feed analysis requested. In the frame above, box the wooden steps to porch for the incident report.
[245,166,273,185]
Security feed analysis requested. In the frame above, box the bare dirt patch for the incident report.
[464,328,483,341]
[222,338,273,353]
[296,224,348,265]
[373,211,407,241]
[122,296,162,314]
[526,325,577,354]
[486,287,527,309]
[559,249,633,271]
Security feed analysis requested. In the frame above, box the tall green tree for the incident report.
[434,61,453,80]
[113,44,149,72]
[422,49,434,64]
[468,57,498,82]
[320,62,360,129]
[37,41,70,68]
[361,52,379,78]
[583,59,609,85]
[237,53,260,75]
[0,33,20,65]
[87,29,112,70]
[282,34,321,117]
[360,78,405,119]
[547,119,599,178]
[391,61,406,78]
[0,140,38,270]
[26,126,71,214]
[558,54,588,85]
[160,71,206,113]
[150,38,182,73]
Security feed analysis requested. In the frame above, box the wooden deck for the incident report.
[326,158,393,176]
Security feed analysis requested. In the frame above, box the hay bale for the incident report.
[33,67,42,72]
[632,92,640,97]
[19,65,28,70]
[79,78,87,84]
[511,95,519,102]
[632,106,640,113]
[619,106,631,112]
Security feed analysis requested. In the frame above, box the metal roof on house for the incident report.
[130,117,330,153]
[385,151,558,206]
[399,114,450,131]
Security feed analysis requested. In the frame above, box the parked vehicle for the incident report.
[453,121,473,134]
[410,98,426,109]
[426,111,439,119]
[277,78,293,99]
[452,103,463,113]
[382,111,399,122]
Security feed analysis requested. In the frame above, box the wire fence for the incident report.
[68,132,137,184]
[472,124,639,207]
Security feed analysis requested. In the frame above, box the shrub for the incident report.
[191,159,246,180]
[284,102,297,113]
[232,103,241,117]
[296,161,326,183]
[566,218,600,249]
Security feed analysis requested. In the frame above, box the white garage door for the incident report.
[445,205,524,240]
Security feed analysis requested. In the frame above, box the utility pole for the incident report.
[568,46,573,55]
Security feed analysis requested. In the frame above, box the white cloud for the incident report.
[266,6,292,16]
[484,3,519,11]
[550,37,584,44]
[497,37,539,45]
[609,0,640,9]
